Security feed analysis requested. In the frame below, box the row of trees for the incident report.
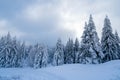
[0,15,120,68]
[53,15,120,66]
[0,33,48,68]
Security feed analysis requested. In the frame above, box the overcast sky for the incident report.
[0,0,120,46]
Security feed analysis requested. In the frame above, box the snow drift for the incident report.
[0,60,120,80]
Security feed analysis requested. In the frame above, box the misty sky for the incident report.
[0,0,120,46]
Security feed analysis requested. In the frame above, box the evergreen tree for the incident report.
[3,33,15,67]
[33,44,42,68]
[41,45,48,67]
[114,31,120,59]
[64,38,74,64]
[101,16,119,62]
[17,42,27,67]
[33,44,48,68]
[74,38,80,63]
[80,15,104,64]
[10,37,19,67]
[115,31,120,45]
[47,47,55,64]
[53,39,64,66]
[27,45,35,67]
[0,33,19,67]
[0,36,7,67]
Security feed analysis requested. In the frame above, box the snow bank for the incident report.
[0,60,120,80]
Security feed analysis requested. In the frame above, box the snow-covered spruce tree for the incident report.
[17,42,27,67]
[64,38,74,64]
[27,45,35,67]
[33,44,42,68]
[115,31,120,59]
[41,45,48,68]
[10,37,20,67]
[4,33,15,67]
[0,33,28,68]
[80,15,104,64]
[33,44,48,68]
[74,38,80,63]
[53,39,64,66]
[115,31,120,45]
[47,47,55,64]
[114,31,120,59]
[0,33,19,67]
[101,16,119,62]
[0,36,7,67]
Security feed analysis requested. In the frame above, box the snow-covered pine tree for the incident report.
[80,15,104,64]
[33,44,42,68]
[27,45,35,67]
[0,33,19,67]
[10,37,20,67]
[114,31,120,58]
[64,38,74,64]
[115,31,120,45]
[47,47,55,64]
[80,22,92,64]
[74,38,80,63]
[101,16,119,62]
[41,45,48,67]
[53,39,64,66]
[33,44,48,68]
[17,42,27,67]
[3,33,15,67]
[0,36,6,67]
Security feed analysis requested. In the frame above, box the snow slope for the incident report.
[0,60,120,80]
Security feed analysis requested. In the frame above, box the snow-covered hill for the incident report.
[0,60,120,80]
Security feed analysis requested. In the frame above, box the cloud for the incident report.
[58,0,120,38]
[0,19,25,39]
[0,0,120,46]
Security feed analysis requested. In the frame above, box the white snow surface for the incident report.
[0,60,120,80]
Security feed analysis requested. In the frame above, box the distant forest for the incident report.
[0,15,120,68]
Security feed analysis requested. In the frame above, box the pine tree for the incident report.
[17,42,27,67]
[41,45,48,67]
[10,37,19,67]
[115,31,120,45]
[27,45,35,67]
[2,33,14,67]
[0,33,19,67]
[80,15,104,64]
[0,36,6,67]
[33,44,42,68]
[101,16,119,62]
[114,31,120,59]
[64,38,74,64]
[33,44,48,68]
[80,22,92,64]
[74,38,80,63]
[53,39,64,66]
[47,47,55,64]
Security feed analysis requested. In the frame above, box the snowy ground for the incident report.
[0,60,120,80]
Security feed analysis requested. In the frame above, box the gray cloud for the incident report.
[0,0,120,46]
